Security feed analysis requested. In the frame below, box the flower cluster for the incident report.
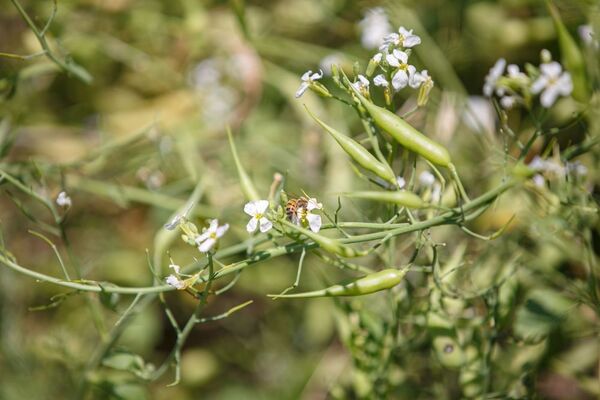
[56,191,72,207]
[483,52,573,109]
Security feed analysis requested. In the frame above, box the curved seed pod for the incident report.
[547,1,588,102]
[227,126,260,201]
[347,81,452,167]
[283,220,366,258]
[341,190,427,209]
[268,268,407,298]
[304,106,397,185]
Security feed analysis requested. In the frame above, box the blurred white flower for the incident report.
[371,53,383,63]
[529,156,565,176]
[500,95,519,109]
[56,191,72,207]
[566,161,588,176]
[166,275,186,290]
[320,53,343,75]
[373,74,389,87]
[483,58,506,97]
[462,96,496,135]
[396,176,406,188]
[578,24,597,47]
[419,171,435,186]
[244,200,272,233]
[359,7,392,49]
[531,62,573,108]
[169,263,181,274]
[532,174,545,188]
[507,64,527,80]
[195,219,229,253]
[295,70,324,98]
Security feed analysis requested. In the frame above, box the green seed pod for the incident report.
[547,1,588,102]
[348,81,452,167]
[305,106,397,185]
[268,268,408,298]
[284,220,366,258]
[227,126,260,201]
[340,190,427,209]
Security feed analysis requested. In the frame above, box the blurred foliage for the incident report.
[0,0,599,399]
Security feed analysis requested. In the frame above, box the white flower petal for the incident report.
[259,217,273,233]
[244,201,257,216]
[392,49,408,64]
[216,223,229,238]
[556,73,573,95]
[403,35,421,48]
[295,82,310,98]
[540,85,560,108]
[396,176,406,188]
[301,70,312,81]
[372,53,383,63]
[386,53,400,67]
[392,69,409,90]
[169,264,181,274]
[255,200,269,214]
[307,198,322,211]
[307,213,322,233]
[373,74,388,87]
[166,275,185,290]
[246,217,258,233]
[311,70,324,80]
[195,231,211,243]
[530,76,548,94]
[540,62,562,78]
[164,214,182,230]
[198,237,216,253]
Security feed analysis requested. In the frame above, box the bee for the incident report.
[285,196,308,224]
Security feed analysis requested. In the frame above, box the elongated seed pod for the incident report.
[227,127,260,201]
[304,106,397,185]
[268,268,407,298]
[547,1,587,102]
[348,82,452,167]
[341,190,427,209]
[283,220,366,258]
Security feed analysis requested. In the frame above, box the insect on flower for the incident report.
[286,196,323,233]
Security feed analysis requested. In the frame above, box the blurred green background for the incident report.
[0,0,598,399]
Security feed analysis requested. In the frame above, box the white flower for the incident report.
[566,162,588,176]
[380,27,421,50]
[371,53,383,63]
[56,191,72,207]
[386,49,408,67]
[169,263,181,274]
[531,62,573,108]
[419,171,435,186]
[359,7,392,49]
[195,219,229,253]
[166,275,186,290]
[295,70,324,98]
[396,176,406,188]
[483,58,506,97]
[462,96,496,135]
[244,200,272,233]
[373,74,389,87]
[392,65,417,91]
[507,64,527,80]
[294,197,323,233]
[578,24,596,47]
[532,174,545,188]
[528,156,565,176]
[351,75,370,92]
[409,69,429,88]
[500,95,518,109]
[398,27,421,48]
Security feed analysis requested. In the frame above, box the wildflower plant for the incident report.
[0,2,598,399]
